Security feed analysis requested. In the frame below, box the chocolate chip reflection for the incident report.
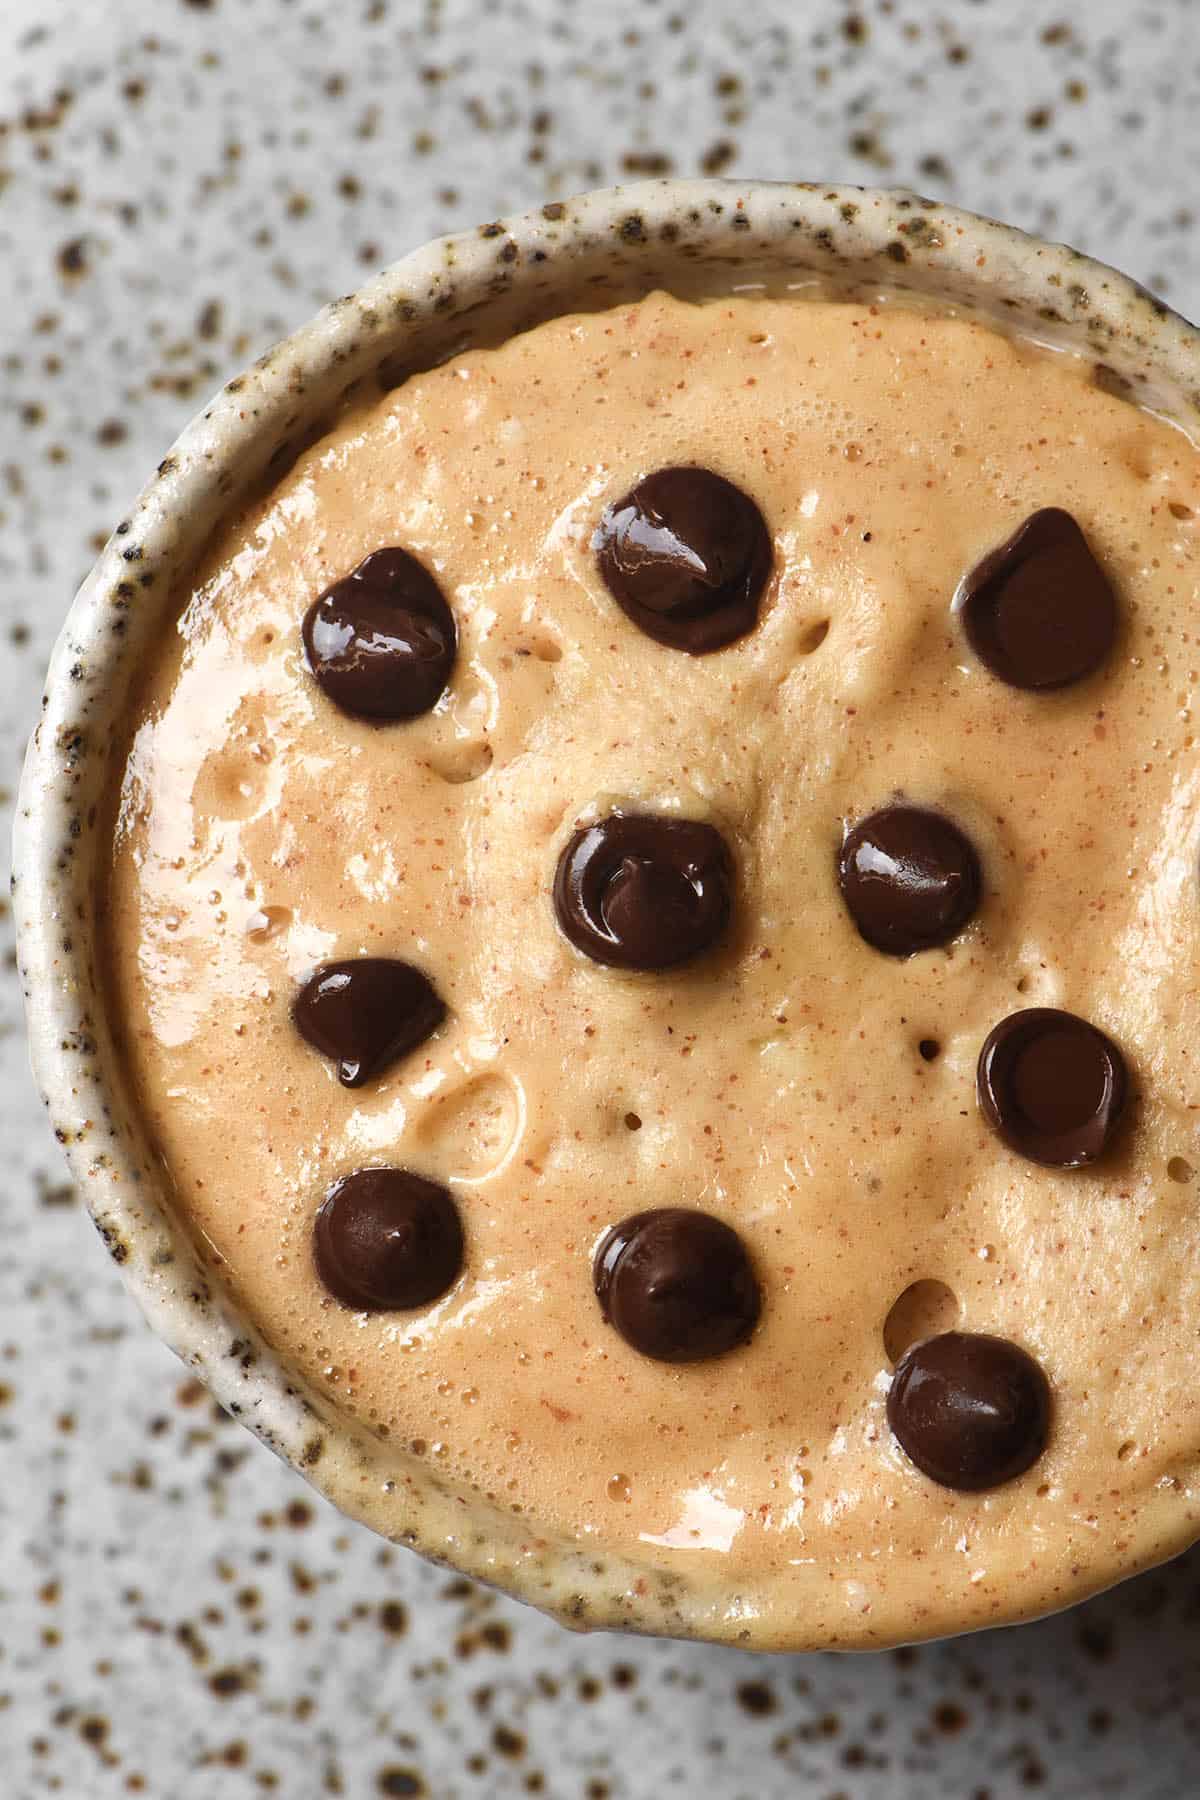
[594,466,771,654]
[593,1207,761,1362]
[838,805,981,956]
[977,1007,1128,1168]
[887,1330,1051,1490]
[314,1167,463,1310]
[958,509,1117,690]
[554,813,734,970]
[302,546,456,721]
[293,957,445,1087]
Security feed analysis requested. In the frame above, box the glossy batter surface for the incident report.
[106,292,1200,1645]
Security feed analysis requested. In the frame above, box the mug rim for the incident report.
[13,177,1200,1651]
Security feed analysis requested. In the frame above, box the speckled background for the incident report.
[4,3,1200,1797]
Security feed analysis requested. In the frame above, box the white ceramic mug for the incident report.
[14,180,1200,1648]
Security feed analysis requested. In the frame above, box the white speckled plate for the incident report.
[7,0,1200,1788]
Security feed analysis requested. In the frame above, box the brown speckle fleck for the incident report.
[379,1600,408,1636]
[377,1771,425,1798]
[848,129,892,168]
[57,238,88,278]
[701,140,736,175]
[1077,1619,1116,1661]
[209,1666,253,1699]
[737,1680,777,1717]
[621,151,673,176]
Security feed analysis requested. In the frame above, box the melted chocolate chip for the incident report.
[837,805,981,956]
[302,547,456,720]
[554,813,734,970]
[887,1330,1051,1490]
[594,466,771,653]
[593,1208,760,1362]
[314,1167,463,1310]
[958,509,1117,690]
[977,1007,1127,1167]
[293,958,445,1087]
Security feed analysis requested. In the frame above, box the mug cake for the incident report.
[97,278,1200,1646]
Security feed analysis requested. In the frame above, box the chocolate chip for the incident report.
[887,1331,1051,1490]
[593,1208,760,1362]
[554,813,734,970]
[594,466,771,653]
[313,1168,463,1310]
[958,509,1117,689]
[293,958,445,1087]
[302,547,456,720]
[837,805,981,956]
[977,1007,1127,1167]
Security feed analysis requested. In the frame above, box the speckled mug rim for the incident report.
[13,178,1200,1652]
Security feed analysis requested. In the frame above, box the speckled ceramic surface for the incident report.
[6,1,1200,1793]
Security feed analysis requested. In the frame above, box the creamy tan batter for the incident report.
[105,292,1200,1645]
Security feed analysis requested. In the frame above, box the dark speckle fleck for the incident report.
[848,129,892,168]
[57,238,88,278]
[737,1680,777,1717]
[97,1221,129,1265]
[621,151,673,176]
[701,140,736,175]
[1077,1619,1116,1661]
[377,1771,425,1798]
[209,1666,252,1699]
